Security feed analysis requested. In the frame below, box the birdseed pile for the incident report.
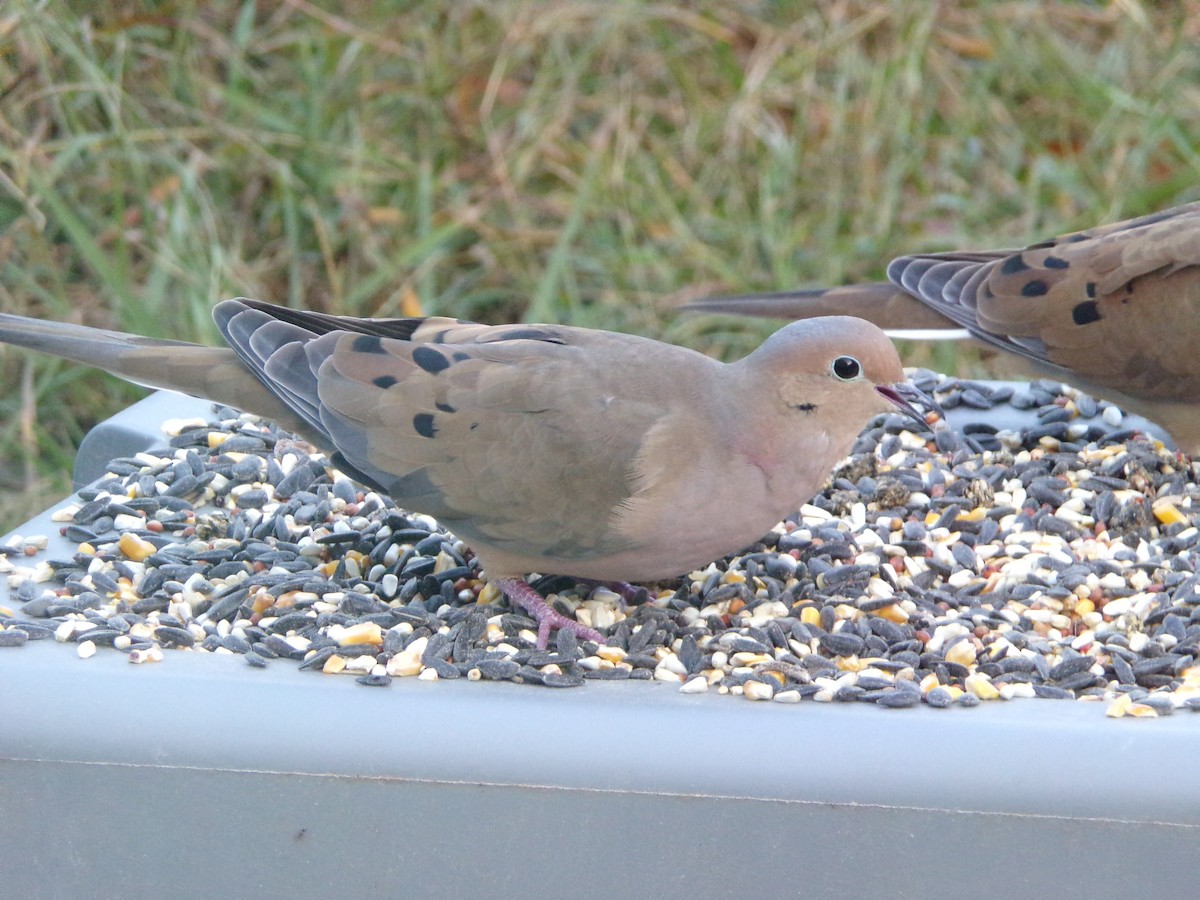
[2,370,1199,718]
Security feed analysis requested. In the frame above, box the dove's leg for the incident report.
[493,577,604,649]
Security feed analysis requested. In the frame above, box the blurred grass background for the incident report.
[1,0,1199,522]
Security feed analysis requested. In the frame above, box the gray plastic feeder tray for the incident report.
[1,391,1196,900]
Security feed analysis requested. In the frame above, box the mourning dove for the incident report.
[0,299,926,646]
[685,202,1200,452]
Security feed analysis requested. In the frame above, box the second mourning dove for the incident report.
[685,202,1200,452]
[0,299,926,647]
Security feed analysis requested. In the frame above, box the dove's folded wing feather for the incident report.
[215,301,718,561]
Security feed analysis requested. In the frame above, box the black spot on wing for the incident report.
[494,328,568,344]
[427,321,475,338]
[352,335,386,354]
[413,413,437,438]
[1021,280,1049,297]
[1086,281,1097,298]
[1072,300,1102,325]
[412,345,451,374]
[453,351,471,362]
[1000,255,1031,275]
[373,375,398,389]
[789,402,817,412]
[1043,255,1069,269]
[435,401,456,413]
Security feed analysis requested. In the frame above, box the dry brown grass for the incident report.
[1,0,1198,518]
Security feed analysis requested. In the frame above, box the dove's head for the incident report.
[743,316,930,431]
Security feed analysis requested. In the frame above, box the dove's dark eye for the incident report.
[832,356,862,381]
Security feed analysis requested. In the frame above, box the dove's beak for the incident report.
[876,382,939,431]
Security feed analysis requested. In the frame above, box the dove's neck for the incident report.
[723,360,840,509]
[733,425,838,501]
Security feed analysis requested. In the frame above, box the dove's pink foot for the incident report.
[494,577,605,649]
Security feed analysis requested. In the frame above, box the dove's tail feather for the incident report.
[0,312,308,433]
[683,282,966,336]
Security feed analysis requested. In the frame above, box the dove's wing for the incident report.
[214,299,721,569]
